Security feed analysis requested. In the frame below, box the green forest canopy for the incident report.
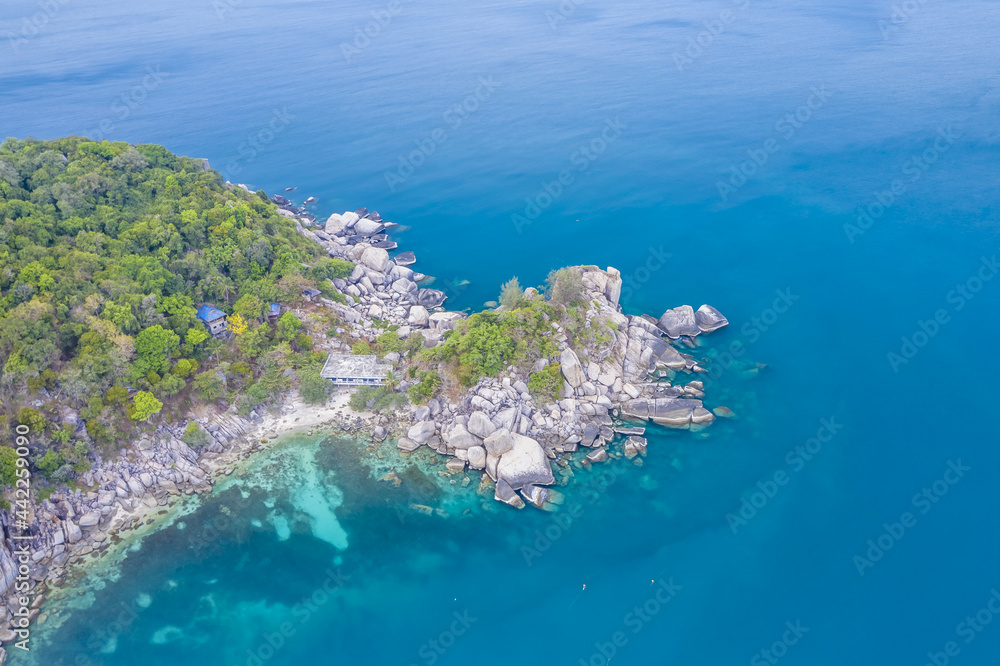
[0,136,345,485]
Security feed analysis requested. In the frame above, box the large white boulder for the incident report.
[496,433,554,490]
[560,348,586,388]
[604,267,622,306]
[695,304,729,332]
[446,424,480,449]
[467,411,496,438]
[468,446,487,469]
[484,428,514,456]
[407,305,429,327]
[657,305,700,338]
[325,213,347,234]
[407,421,436,444]
[360,246,391,273]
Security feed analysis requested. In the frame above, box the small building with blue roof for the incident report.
[196,304,228,337]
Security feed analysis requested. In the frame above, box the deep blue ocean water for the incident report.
[3,0,1000,664]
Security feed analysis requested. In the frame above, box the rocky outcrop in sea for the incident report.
[301,206,731,510]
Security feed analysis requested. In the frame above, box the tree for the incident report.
[134,325,180,376]
[229,313,249,336]
[546,267,585,307]
[186,326,210,347]
[154,372,185,398]
[499,277,525,310]
[375,330,404,355]
[17,407,47,432]
[193,369,226,400]
[298,366,331,404]
[105,385,129,405]
[384,370,400,391]
[309,257,355,281]
[171,359,198,378]
[36,450,65,477]
[276,312,302,341]
[234,293,265,320]
[129,391,163,421]
[0,447,18,487]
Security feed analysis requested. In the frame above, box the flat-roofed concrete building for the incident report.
[320,353,392,386]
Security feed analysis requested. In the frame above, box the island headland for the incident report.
[0,140,739,657]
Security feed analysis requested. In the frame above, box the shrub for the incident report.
[407,370,442,404]
[375,330,404,355]
[351,341,372,355]
[36,450,65,478]
[528,363,564,404]
[17,407,47,432]
[181,422,210,449]
[349,386,407,413]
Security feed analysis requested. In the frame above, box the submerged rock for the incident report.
[494,479,525,508]
[397,437,421,452]
[395,250,416,266]
[417,289,447,308]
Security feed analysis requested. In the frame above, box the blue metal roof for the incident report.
[269,303,281,314]
[196,305,226,322]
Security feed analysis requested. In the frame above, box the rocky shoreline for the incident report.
[0,194,734,658]
[299,205,731,510]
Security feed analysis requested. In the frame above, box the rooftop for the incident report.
[196,305,226,322]
[320,354,392,381]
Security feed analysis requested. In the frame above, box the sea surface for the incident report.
[3,0,1000,664]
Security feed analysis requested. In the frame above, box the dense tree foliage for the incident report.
[0,137,334,487]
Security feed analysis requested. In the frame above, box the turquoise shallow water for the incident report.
[4,0,1000,664]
